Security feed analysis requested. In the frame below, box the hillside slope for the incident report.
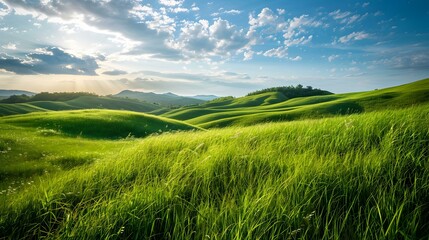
[1,105,428,239]
[1,109,201,139]
[163,78,429,128]
[0,96,162,117]
[114,90,205,106]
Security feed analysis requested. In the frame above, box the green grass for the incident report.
[1,104,428,239]
[163,78,429,128]
[1,109,200,139]
[0,96,162,117]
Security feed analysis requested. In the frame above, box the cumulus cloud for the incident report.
[1,0,181,60]
[159,0,184,7]
[0,1,10,18]
[177,18,250,59]
[249,8,279,29]
[263,46,288,58]
[0,47,99,75]
[0,2,323,64]
[338,31,370,43]
[248,8,321,59]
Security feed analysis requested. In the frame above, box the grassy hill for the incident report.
[0,96,162,117]
[1,109,200,139]
[0,104,428,239]
[114,90,205,107]
[163,78,429,128]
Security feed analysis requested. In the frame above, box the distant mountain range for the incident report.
[0,90,36,98]
[190,95,219,101]
[0,89,219,106]
[114,90,218,107]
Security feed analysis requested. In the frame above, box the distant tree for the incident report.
[31,92,97,101]
[0,92,98,103]
[207,96,235,103]
[246,84,332,99]
[0,94,31,103]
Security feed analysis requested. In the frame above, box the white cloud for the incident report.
[0,46,99,75]
[2,0,181,60]
[283,15,320,46]
[277,9,285,15]
[328,54,339,62]
[211,9,241,17]
[330,9,367,26]
[176,18,250,60]
[338,31,370,43]
[0,5,10,18]
[249,8,278,29]
[243,50,254,60]
[223,9,241,15]
[289,56,302,61]
[248,8,322,59]
[171,7,189,13]
[263,46,288,58]
[362,2,370,7]
[285,35,313,47]
[329,9,351,20]
[1,43,16,50]
[159,0,184,7]
[341,14,360,25]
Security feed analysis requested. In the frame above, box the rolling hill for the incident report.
[1,109,201,139]
[114,90,206,107]
[1,104,428,239]
[162,78,429,128]
[0,96,163,117]
[190,94,219,101]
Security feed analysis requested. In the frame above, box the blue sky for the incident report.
[0,0,428,96]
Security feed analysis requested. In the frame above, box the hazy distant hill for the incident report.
[190,95,219,101]
[114,90,205,107]
[0,95,163,117]
[0,90,36,97]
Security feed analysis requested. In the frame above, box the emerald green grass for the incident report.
[1,104,428,239]
[0,122,135,193]
[163,78,429,128]
[0,96,161,117]
[1,109,200,139]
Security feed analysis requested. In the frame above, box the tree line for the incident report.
[246,84,332,98]
[0,92,97,103]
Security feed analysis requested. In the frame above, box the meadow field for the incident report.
[0,79,428,239]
